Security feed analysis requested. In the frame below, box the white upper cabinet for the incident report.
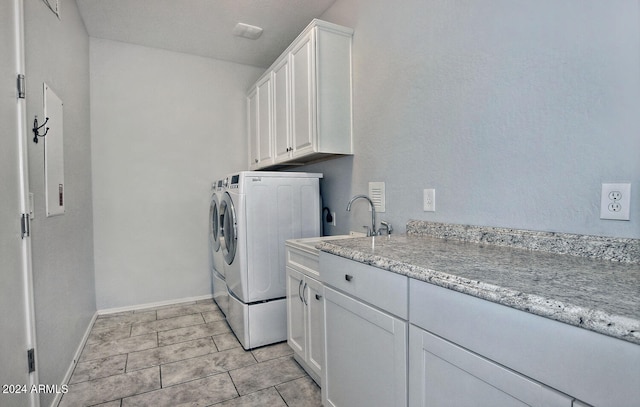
[248,73,274,170]
[273,57,291,163]
[248,19,353,170]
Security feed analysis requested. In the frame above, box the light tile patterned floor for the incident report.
[58,299,321,407]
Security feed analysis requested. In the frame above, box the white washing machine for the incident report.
[219,171,322,349]
[209,179,228,315]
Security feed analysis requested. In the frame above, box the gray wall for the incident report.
[303,0,640,239]
[24,0,96,405]
[90,38,263,310]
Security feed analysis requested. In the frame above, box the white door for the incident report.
[305,276,324,380]
[247,87,259,169]
[273,56,291,162]
[323,286,407,407]
[290,30,315,155]
[0,1,39,406]
[408,325,573,407]
[286,267,305,357]
[256,74,273,167]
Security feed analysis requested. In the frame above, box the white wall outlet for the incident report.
[600,183,631,221]
[423,189,435,212]
[331,211,336,226]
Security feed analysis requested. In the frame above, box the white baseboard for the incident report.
[97,294,214,316]
[50,311,98,407]
[50,294,213,407]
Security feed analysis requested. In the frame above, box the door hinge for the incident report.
[17,74,25,99]
[27,348,35,373]
[21,213,30,238]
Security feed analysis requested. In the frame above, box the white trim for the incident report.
[97,294,214,316]
[14,0,40,405]
[49,311,97,407]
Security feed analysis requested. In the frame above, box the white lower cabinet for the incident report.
[286,266,324,385]
[323,286,407,407]
[318,252,637,407]
[408,325,572,407]
[320,252,409,407]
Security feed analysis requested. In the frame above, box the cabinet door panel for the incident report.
[409,325,572,407]
[290,31,315,155]
[257,74,273,165]
[247,87,258,169]
[286,267,305,357]
[324,286,407,407]
[306,277,324,378]
[273,57,290,162]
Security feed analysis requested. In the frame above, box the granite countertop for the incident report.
[317,234,640,345]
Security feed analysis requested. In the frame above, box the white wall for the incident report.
[24,0,96,405]
[91,38,263,309]
[305,0,640,238]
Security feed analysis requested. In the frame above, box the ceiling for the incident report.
[76,0,337,69]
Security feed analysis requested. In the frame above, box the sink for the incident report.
[286,234,356,254]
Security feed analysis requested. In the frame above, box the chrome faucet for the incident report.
[379,220,393,236]
[346,195,377,236]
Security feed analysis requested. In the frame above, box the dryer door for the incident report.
[209,194,221,252]
[219,192,237,266]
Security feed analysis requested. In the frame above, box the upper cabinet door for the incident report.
[290,30,315,156]
[256,74,274,167]
[273,57,291,162]
[247,87,259,170]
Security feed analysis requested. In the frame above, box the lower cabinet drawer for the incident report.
[286,244,320,279]
[319,252,408,319]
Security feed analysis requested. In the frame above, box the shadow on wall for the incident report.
[290,155,354,236]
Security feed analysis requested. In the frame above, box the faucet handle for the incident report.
[362,226,372,236]
[379,220,393,236]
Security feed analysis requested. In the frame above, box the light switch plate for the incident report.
[424,189,435,212]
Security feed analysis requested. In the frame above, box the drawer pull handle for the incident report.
[315,294,322,301]
[345,274,353,282]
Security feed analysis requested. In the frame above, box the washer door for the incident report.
[209,194,221,252]
[219,192,237,266]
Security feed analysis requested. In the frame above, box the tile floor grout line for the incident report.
[226,371,242,401]
[60,301,320,406]
[273,384,292,407]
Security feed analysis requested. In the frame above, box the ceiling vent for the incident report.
[233,23,264,40]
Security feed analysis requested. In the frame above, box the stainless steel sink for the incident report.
[286,234,356,254]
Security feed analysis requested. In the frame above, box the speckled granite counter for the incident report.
[317,230,640,345]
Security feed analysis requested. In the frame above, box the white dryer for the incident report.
[209,179,228,315]
[219,171,322,349]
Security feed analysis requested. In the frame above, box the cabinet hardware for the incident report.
[315,294,322,301]
[302,282,308,305]
[21,213,30,239]
[345,274,353,282]
[27,348,35,373]
[298,279,304,302]
[254,158,258,163]
[17,74,25,99]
